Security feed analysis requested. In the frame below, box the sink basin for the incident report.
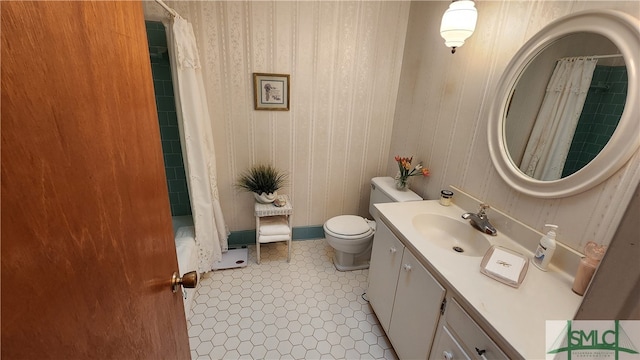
[412,214,491,257]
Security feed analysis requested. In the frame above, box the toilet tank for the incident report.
[369,177,422,220]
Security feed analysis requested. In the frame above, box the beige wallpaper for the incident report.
[143,1,639,252]
[144,1,411,231]
[390,0,640,252]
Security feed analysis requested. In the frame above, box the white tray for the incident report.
[480,245,529,288]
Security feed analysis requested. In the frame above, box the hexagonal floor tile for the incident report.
[188,239,398,359]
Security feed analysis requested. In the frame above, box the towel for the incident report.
[259,216,291,236]
[259,234,291,243]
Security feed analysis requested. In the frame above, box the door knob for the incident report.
[171,271,198,293]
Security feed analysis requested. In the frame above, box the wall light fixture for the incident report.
[440,0,478,54]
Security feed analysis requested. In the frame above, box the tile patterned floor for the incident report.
[188,239,398,360]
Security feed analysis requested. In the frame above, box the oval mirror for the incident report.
[487,10,640,198]
[505,32,625,180]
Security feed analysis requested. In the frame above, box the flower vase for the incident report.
[394,174,409,191]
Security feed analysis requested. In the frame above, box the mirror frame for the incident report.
[487,10,639,198]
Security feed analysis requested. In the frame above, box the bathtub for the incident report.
[172,215,199,320]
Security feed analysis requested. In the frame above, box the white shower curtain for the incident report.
[520,57,597,180]
[166,15,228,273]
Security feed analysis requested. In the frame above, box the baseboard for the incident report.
[292,226,325,240]
[228,225,325,248]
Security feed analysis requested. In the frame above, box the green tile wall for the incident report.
[563,65,628,177]
[146,21,192,216]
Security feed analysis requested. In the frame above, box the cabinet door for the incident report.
[389,249,446,360]
[431,325,471,360]
[368,221,404,333]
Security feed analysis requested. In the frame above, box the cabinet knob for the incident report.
[476,347,488,360]
[389,247,397,254]
[402,264,412,271]
[442,350,453,360]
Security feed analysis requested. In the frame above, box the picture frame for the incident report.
[253,73,290,111]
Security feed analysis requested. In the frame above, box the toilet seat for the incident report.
[324,215,374,240]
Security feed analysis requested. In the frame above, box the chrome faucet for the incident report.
[461,204,497,236]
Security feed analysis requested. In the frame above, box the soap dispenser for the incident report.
[532,224,558,271]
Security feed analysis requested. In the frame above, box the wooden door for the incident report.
[1,2,190,359]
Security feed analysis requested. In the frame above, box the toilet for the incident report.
[323,176,422,271]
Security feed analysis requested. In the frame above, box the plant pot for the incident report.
[254,191,277,204]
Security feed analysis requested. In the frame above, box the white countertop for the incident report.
[375,200,583,359]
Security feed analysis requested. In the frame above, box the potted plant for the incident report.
[236,164,288,203]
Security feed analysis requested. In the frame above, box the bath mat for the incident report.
[212,248,248,270]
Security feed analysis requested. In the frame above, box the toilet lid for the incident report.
[325,215,373,236]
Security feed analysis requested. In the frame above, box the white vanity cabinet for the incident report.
[371,200,583,359]
[430,297,508,360]
[368,221,446,360]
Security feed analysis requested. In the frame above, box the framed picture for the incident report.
[253,73,290,111]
